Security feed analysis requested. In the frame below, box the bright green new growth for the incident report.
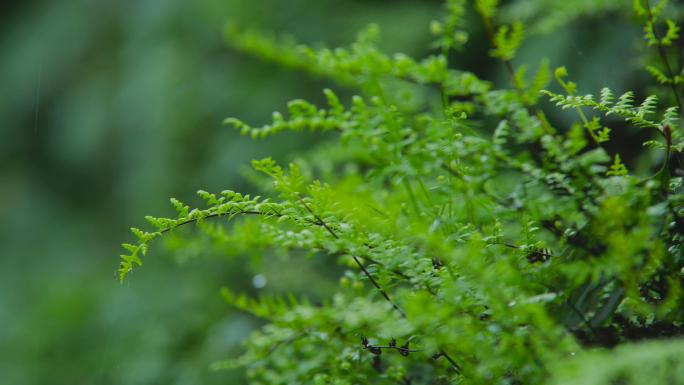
[119,1,684,384]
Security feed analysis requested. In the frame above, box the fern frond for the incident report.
[119,4,684,384]
[646,65,673,84]
[661,18,680,46]
[599,87,614,106]
[224,89,348,139]
[636,95,658,118]
[542,88,666,130]
[606,154,628,176]
[225,23,450,88]
[118,191,289,281]
[432,0,469,51]
[475,0,500,19]
[490,22,526,61]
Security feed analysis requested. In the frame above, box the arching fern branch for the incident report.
[118,191,291,282]
[542,85,678,135]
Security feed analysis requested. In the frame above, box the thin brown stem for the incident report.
[160,210,270,234]
[296,194,408,316]
[158,195,462,373]
[295,193,462,373]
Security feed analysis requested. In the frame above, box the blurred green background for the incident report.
[0,1,650,384]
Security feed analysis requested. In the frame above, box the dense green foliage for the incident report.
[2,1,437,384]
[119,1,684,384]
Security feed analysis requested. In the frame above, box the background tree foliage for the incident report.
[2,0,683,384]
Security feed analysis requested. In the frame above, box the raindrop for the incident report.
[252,274,267,288]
